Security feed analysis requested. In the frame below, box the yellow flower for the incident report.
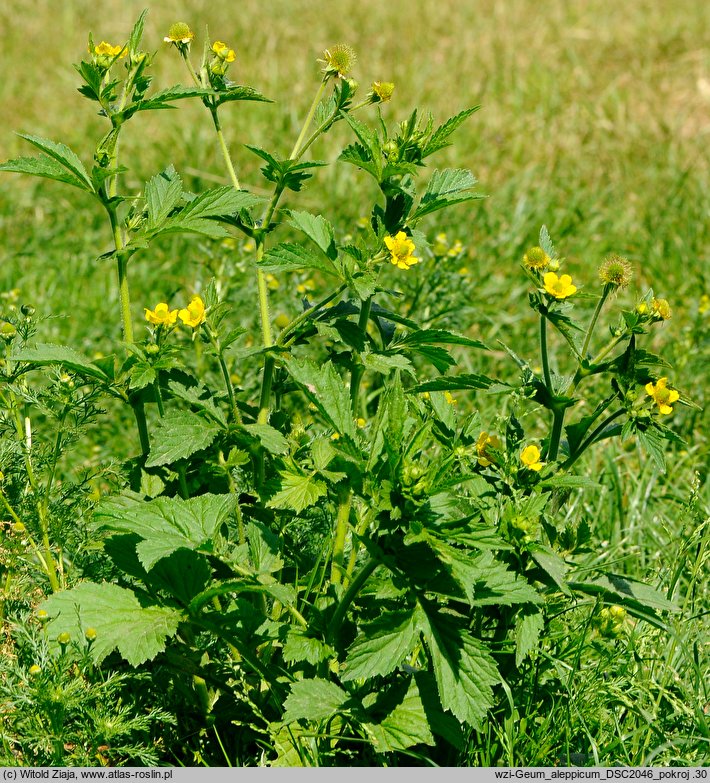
[85,628,98,642]
[371,81,395,102]
[164,23,194,44]
[212,41,236,62]
[384,231,418,270]
[296,278,315,295]
[145,302,178,326]
[645,377,679,415]
[651,298,671,320]
[265,273,279,290]
[476,432,501,467]
[178,295,206,328]
[699,294,710,314]
[543,272,577,299]
[458,266,470,276]
[447,240,464,257]
[523,246,550,271]
[274,313,290,330]
[29,664,42,677]
[92,41,127,58]
[444,391,457,405]
[356,417,366,428]
[520,445,544,471]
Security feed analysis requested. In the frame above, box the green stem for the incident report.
[277,283,348,346]
[540,314,553,393]
[547,408,566,462]
[561,408,625,471]
[350,295,373,416]
[217,351,242,425]
[289,78,329,160]
[331,487,352,586]
[153,380,165,418]
[210,106,241,190]
[581,287,611,359]
[256,356,275,427]
[328,556,379,645]
[109,211,134,344]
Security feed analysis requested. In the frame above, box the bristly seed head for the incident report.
[599,254,633,288]
[320,44,357,77]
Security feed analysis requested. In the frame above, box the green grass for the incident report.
[0,0,708,767]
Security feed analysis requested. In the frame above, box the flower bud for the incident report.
[57,632,71,645]
[85,627,97,643]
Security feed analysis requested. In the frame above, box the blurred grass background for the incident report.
[0,0,708,421]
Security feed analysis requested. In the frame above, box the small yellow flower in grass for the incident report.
[444,392,457,405]
[179,295,206,328]
[598,254,632,289]
[476,432,501,467]
[320,44,357,78]
[164,22,194,45]
[699,294,710,314]
[543,272,577,300]
[520,445,544,471]
[645,377,679,415]
[651,297,671,320]
[447,240,464,257]
[356,417,366,428]
[265,273,279,290]
[145,302,178,326]
[371,81,395,102]
[85,628,97,643]
[523,246,550,271]
[12,522,26,534]
[458,266,470,276]
[29,664,42,677]
[36,609,49,622]
[212,41,236,62]
[384,231,418,270]
[57,632,71,646]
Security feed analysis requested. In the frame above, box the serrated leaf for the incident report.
[148,549,212,606]
[145,411,220,467]
[342,607,422,681]
[243,423,289,454]
[215,84,273,106]
[423,107,479,157]
[149,187,263,239]
[539,225,556,259]
[282,356,355,437]
[282,678,350,724]
[339,142,380,179]
[41,582,181,666]
[14,133,94,191]
[11,343,111,382]
[400,328,488,351]
[95,493,236,570]
[528,544,571,595]
[267,471,328,514]
[131,85,214,112]
[145,166,183,229]
[287,210,336,259]
[362,351,415,376]
[419,602,499,729]
[283,630,335,665]
[409,373,497,394]
[571,573,678,614]
[515,610,544,667]
[258,242,338,275]
[246,521,283,575]
[363,679,435,752]
[0,154,92,192]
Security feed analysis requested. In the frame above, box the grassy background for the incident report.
[0,0,708,764]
